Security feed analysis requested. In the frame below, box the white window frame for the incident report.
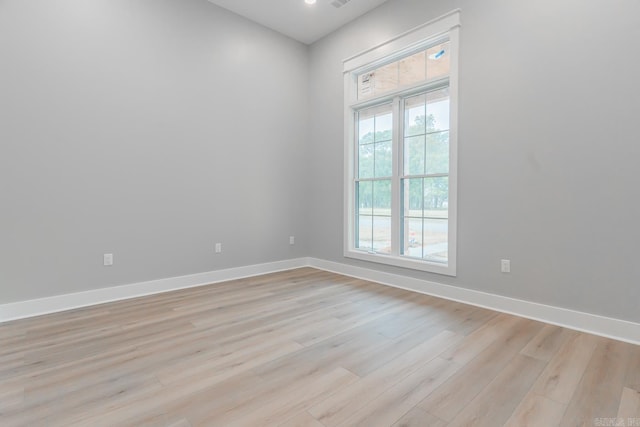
[343,10,460,276]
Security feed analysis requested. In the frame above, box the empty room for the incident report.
[1,0,639,426]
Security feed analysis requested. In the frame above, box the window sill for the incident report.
[344,249,456,276]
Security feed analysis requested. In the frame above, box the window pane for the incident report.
[358,72,374,100]
[426,88,450,132]
[359,104,391,142]
[403,178,424,216]
[373,180,391,216]
[358,104,393,179]
[424,177,448,219]
[399,51,426,87]
[358,113,375,145]
[374,141,392,177]
[375,112,393,142]
[373,62,399,95]
[372,216,392,254]
[403,217,423,258]
[405,94,426,137]
[424,218,448,263]
[405,135,425,176]
[425,131,449,175]
[357,215,373,251]
[426,41,450,80]
[357,181,373,216]
[402,176,449,263]
[358,144,374,179]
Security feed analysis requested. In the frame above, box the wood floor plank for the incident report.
[617,387,640,420]
[626,345,640,391]
[532,332,600,403]
[308,330,462,427]
[341,329,439,378]
[0,377,23,413]
[339,314,460,377]
[418,316,544,421]
[71,370,264,426]
[5,372,162,426]
[504,392,567,427]
[138,416,171,427]
[224,367,359,427]
[391,407,447,427]
[154,339,304,386]
[439,313,523,366]
[249,328,390,388]
[278,411,325,427]
[0,351,24,382]
[560,338,632,426]
[290,317,350,347]
[192,368,353,426]
[447,354,547,427]
[520,324,578,362]
[445,306,498,337]
[337,356,461,427]
[0,268,636,427]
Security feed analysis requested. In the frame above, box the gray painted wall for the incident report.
[0,0,309,303]
[308,0,640,322]
[2,0,639,325]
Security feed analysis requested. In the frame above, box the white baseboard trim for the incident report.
[0,258,310,323]
[3,256,638,345]
[308,258,640,345]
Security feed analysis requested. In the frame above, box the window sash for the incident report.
[353,87,450,262]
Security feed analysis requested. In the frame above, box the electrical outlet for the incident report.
[289,236,295,245]
[104,253,114,267]
[501,259,511,273]
[215,243,222,254]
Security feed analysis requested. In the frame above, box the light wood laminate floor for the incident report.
[1,268,639,426]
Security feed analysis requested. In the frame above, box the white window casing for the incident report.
[343,9,460,276]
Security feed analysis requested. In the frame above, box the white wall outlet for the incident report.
[501,259,511,273]
[289,236,295,245]
[104,253,114,267]
[215,243,222,254]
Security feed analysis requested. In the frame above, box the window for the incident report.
[343,10,460,275]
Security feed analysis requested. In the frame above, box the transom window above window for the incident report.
[343,10,460,276]
[357,41,451,100]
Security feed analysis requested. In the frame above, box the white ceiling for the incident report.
[207,0,390,45]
